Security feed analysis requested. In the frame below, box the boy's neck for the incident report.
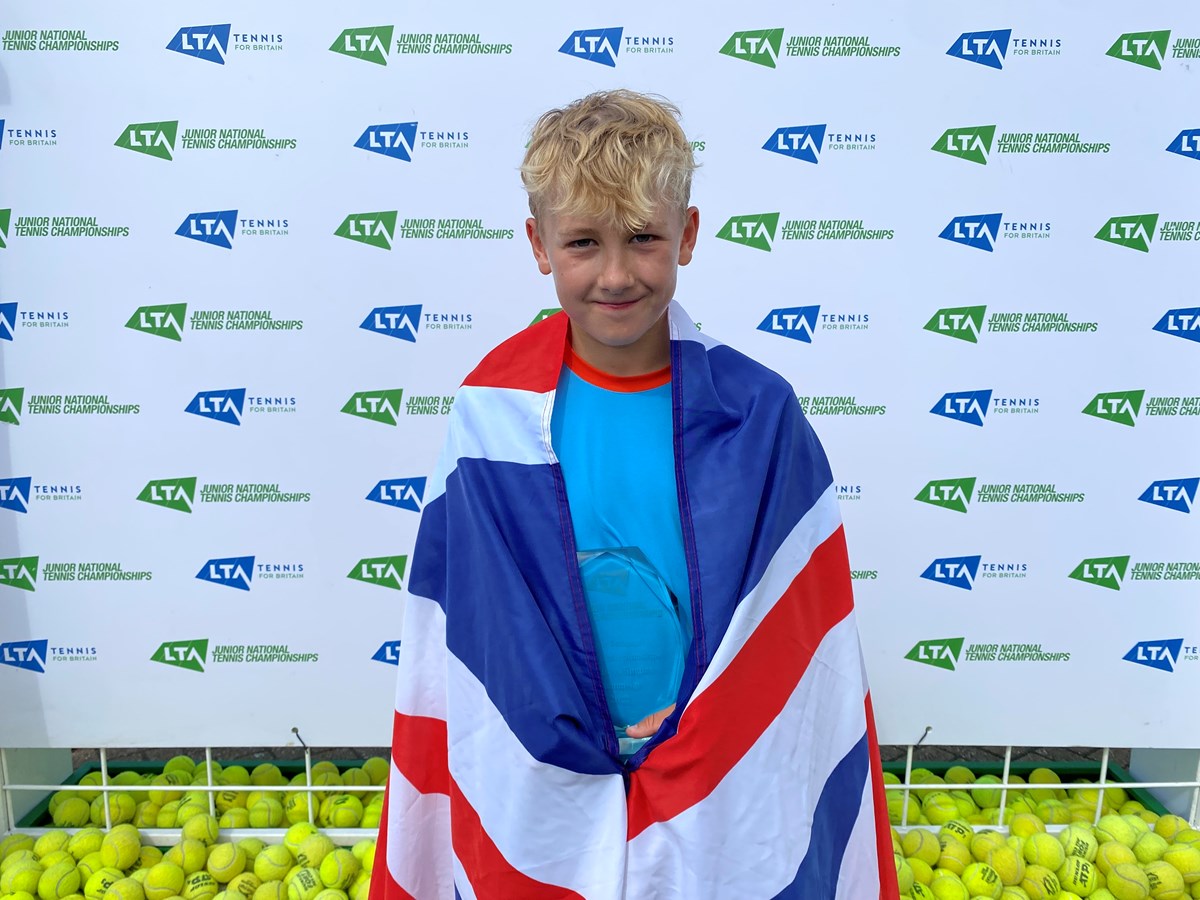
[567,316,671,377]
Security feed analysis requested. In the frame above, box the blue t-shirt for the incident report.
[549,355,689,625]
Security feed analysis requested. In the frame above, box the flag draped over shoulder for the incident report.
[369,302,898,900]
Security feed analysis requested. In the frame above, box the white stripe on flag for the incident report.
[426,385,553,504]
[451,854,478,900]
[446,650,629,900]
[384,759,454,900]
[394,593,449,721]
[668,300,722,350]
[688,483,842,705]
[626,612,869,898]
[835,766,884,900]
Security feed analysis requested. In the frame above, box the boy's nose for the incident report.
[598,250,636,292]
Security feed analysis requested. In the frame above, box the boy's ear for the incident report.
[526,218,553,275]
[678,207,700,267]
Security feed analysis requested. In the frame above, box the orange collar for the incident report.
[564,342,671,392]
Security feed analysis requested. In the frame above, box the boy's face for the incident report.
[526,204,699,375]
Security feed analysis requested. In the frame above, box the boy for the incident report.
[371,90,897,900]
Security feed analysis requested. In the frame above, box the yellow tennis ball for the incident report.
[1097,842,1139,875]
[938,840,973,877]
[1,861,42,895]
[888,793,921,825]
[987,847,1025,887]
[1025,833,1067,870]
[961,861,1002,899]
[225,873,260,900]
[77,852,107,882]
[75,774,105,803]
[41,852,73,872]
[163,841,207,877]
[1058,856,1098,895]
[132,803,161,829]
[252,847,292,884]
[2,850,38,876]
[294,839,334,872]
[1000,889,1031,900]
[1125,816,1152,839]
[205,846,245,885]
[182,816,220,848]
[1061,825,1100,861]
[250,766,287,788]
[905,830,943,867]
[1026,769,1064,805]
[357,845,373,876]
[252,883,285,900]
[129,848,163,875]
[1098,816,1140,849]
[285,869,321,900]
[106,877,145,900]
[234,842,263,868]
[163,757,196,778]
[337,770,370,801]
[1157,818,1191,844]
[181,872,219,900]
[316,852,357,893]
[52,799,92,829]
[34,834,71,861]
[358,806,380,831]
[215,790,248,817]
[219,810,251,830]
[1145,860,1186,899]
[360,759,388,787]
[100,827,141,871]
[910,857,935,887]
[37,862,81,900]
[1137,834,1172,865]
[1,835,37,864]
[175,803,208,828]
[282,796,311,828]
[1106,863,1151,900]
[326,798,363,830]
[155,803,180,829]
[1037,800,1073,825]
[971,831,1008,863]
[1021,865,1062,900]
[1162,844,1200,885]
[248,802,283,830]
[143,863,185,900]
[911,882,936,899]
[312,890,347,900]
[1010,814,1046,840]
[281,830,316,866]
[309,763,338,780]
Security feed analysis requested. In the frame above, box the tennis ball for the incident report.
[905,830,943,867]
[1058,856,1098,895]
[317,853,358,892]
[34,834,71,861]
[1011,814,1046,840]
[282,796,311,827]
[219,810,251,830]
[1025,833,1067,870]
[1037,800,1074,826]
[942,767,975,785]
[971,832,1008,863]
[309,764,338,780]
[938,840,973,877]
[888,793,921,825]
[51,799,91,830]
[252,848,291,884]
[987,847,1025,887]
[1157,818,1191,844]
[1107,863,1151,900]
[75,774,105,803]
[940,821,974,846]
[326,798,362,830]
[163,842,207,877]
[312,891,347,900]
[252,884,285,900]
[360,759,388,786]
[1027,769,1064,805]
[911,882,935,899]
[181,871,218,900]
[248,801,283,830]
[83,869,124,900]
[37,862,80,900]
[1095,816,1140,849]
[2,851,38,875]
[143,863,185,900]
[1021,865,1062,900]
[106,878,145,900]
[1126,816,1153,840]
[294,839,334,872]
[281,829,316,864]
[961,862,1002,899]
[77,852,107,883]
[41,852,73,872]
[234,842,263,868]
[205,846,245,885]
[182,816,220,848]
[1097,842,1139,875]
[1,862,42,896]
[1137,834,1172,865]
[358,807,380,831]
[175,803,209,828]
[100,826,141,871]
[1061,825,1100,861]
[910,857,935,887]
[250,766,286,788]
[148,775,186,807]
[285,869,321,900]
[225,873,260,900]
[1,836,37,863]
[220,768,250,788]
[337,771,370,801]
[1146,860,1186,899]
[214,791,248,817]
[1162,844,1200,885]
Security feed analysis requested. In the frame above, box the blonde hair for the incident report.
[521,89,696,234]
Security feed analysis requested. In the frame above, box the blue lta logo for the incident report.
[166,24,231,64]
[1124,639,1182,673]
[372,640,402,665]
[930,390,992,427]
[361,305,421,342]
[762,125,825,164]
[196,556,255,591]
[758,306,819,343]
[559,28,622,66]
[920,555,980,590]
[946,29,1011,69]
[185,389,246,425]
[177,210,237,249]
[940,214,1001,251]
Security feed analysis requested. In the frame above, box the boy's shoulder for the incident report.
[681,326,799,411]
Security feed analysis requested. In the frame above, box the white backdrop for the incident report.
[0,2,1197,749]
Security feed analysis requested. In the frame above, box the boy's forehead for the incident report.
[541,207,680,235]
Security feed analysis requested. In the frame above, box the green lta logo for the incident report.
[126,303,187,341]
[330,26,393,65]
[335,211,397,250]
[1095,214,1157,252]
[151,639,208,672]
[0,388,24,425]
[932,126,995,165]
[137,477,197,512]
[923,305,985,343]
[906,638,964,671]
[719,28,783,68]
[1106,30,1170,70]
[716,213,779,252]
[1083,389,1144,427]
[915,477,976,513]
[0,209,10,249]
[0,556,38,592]
[341,390,403,426]
[347,555,407,590]
[1069,556,1130,591]
[115,120,179,160]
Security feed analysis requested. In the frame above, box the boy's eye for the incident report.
[631,233,655,244]
[568,238,594,248]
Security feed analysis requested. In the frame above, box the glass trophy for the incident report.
[576,547,687,758]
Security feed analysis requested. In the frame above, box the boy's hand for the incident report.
[625,704,676,739]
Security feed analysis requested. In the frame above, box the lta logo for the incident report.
[0,556,38,592]
[177,210,237,249]
[196,556,255,591]
[946,29,1011,69]
[1167,129,1200,161]
[167,24,231,64]
[356,124,417,161]
[915,477,976,513]
[920,556,981,591]
[940,214,1001,251]
[372,641,402,665]
[137,477,196,513]
[1082,389,1144,427]
[342,390,403,426]
[126,304,187,341]
[762,125,825,163]
[1139,478,1197,514]
[906,638,964,671]
[151,639,208,672]
[716,213,778,252]
[559,28,622,67]
[1069,555,1130,591]
[347,555,407,590]
[1,640,48,673]
[719,28,783,69]
[1106,30,1170,70]
[361,306,421,342]
[116,121,178,161]
[1095,214,1157,252]
[366,478,426,512]
[336,211,397,250]
[932,126,995,165]
[1124,639,1184,673]
[758,307,818,343]
[930,389,992,427]
[0,477,32,513]
[185,389,245,425]
[330,26,393,66]
[1153,308,1200,344]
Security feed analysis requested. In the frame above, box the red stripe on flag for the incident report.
[449,777,586,900]
[462,311,567,392]
[626,527,855,840]
[865,692,901,900]
[391,710,450,797]
[366,785,418,900]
